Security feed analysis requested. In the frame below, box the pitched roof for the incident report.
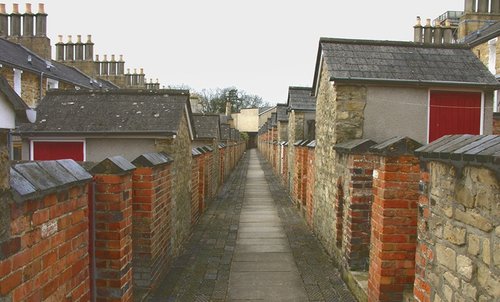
[18,89,192,136]
[193,114,220,140]
[312,38,500,93]
[0,37,116,90]
[0,75,29,123]
[276,103,288,122]
[287,87,316,111]
[464,21,500,47]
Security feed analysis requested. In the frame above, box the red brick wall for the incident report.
[94,173,133,302]
[132,164,172,292]
[191,156,201,225]
[293,146,305,205]
[305,148,315,227]
[0,185,90,301]
[282,146,288,187]
[368,155,420,302]
[493,113,500,135]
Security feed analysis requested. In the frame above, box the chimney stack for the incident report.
[126,68,132,86]
[65,35,74,61]
[423,18,433,44]
[465,0,476,13]
[132,68,138,86]
[55,34,64,61]
[95,55,101,75]
[414,16,423,43]
[0,4,8,37]
[109,54,117,75]
[139,68,145,86]
[22,3,34,37]
[433,23,443,44]
[10,4,21,36]
[101,55,109,75]
[117,55,125,75]
[225,102,232,116]
[478,0,489,12]
[35,3,47,37]
[85,35,94,61]
[75,35,84,61]
[492,0,500,13]
[443,20,453,44]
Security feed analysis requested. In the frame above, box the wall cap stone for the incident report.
[416,135,500,164]
[369,136,423,156]
[307,140,316,148]
[132,152,173,168]
[192,148,202,157]
[494,112,500,119]
[10,159,92,202]
[90,155,135,175]
[333,139,376,154]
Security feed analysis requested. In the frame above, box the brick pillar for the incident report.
[305,142,316,227]
[91,156,135,302]
[367,137,422,302]
[131,153,172,296]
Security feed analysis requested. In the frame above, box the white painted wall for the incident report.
[0,94,16,129]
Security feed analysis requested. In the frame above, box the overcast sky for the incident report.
[31,0,462,104]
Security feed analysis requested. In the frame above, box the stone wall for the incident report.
[0,68,47,107]
[414,136,500,302]
[313,61,367,254]
[155,113,193,256]
[0,160,92,302]
[494,113,500,135]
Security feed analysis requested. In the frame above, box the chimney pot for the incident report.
[96,54,100,61]
[111,54,115,61]
[149,78,153,83]
[156,78,159,83]
[103,54,108,61]
[12,3,19,14]
[25,3,32,13]
[416,16,421,26]
[425,18,431,27]
[38,3,45,14]
[127,68,130,74]
[67,35,72,43]
[119,55,124,61]
[58,34,63,42]
[77,34,82,43]
[140,68,144,74]
[134,68,137,74]
[86,34,92,43]
[0,4,5,14]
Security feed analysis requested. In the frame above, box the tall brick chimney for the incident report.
[75,35,84,61]
[9,4,21,36]
[22,3,34,37]
[55,34,64,61]
[65,35,74,61]
[414,17,423,43]
[0,4,7,37]
[85,35,93,61]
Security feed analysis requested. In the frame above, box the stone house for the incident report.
[287,86,316,195]
[311,37,500,274]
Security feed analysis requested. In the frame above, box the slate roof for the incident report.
[0,37,116,90]
[287,87,316,111]
[312,38,500,93]
[259,106,273,114]
[463,21,500,47]
[276,103,288,122]
[220,123,231,140]
[0,75,29,123]
[193,114,220,140]
[18,89,192,136]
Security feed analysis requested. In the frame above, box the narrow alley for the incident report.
[148,150,356,301]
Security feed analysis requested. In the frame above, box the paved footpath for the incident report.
[148,150,356,302]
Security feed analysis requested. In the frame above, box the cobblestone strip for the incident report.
[259,154,357,302]
[147,154,249,302]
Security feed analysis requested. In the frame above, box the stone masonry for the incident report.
[155,113,193,257]
[313,61,367,256]
[414,135,500,302]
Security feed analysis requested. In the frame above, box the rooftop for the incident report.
[287,87,316,111]
[193,114,220,140]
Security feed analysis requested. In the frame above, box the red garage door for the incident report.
[33,141,85,161]
[429,91,482,142]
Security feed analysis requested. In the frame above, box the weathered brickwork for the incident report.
[0,184,91,301]
[494,113,500,135]
[305,146,315,228]
[414,161,499,302]
[155,113,192,256]
[368,154,420,302]
[93,172,134,302]
[313,61,367,255]
[131,163,172,294]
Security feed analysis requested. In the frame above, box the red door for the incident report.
[429,91,482,142]
[33,141,85,161]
